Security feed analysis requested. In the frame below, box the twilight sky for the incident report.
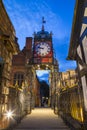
[3,0,76,82]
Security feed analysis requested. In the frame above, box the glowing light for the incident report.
[37,65,40,67]
[4,110,15,120]
[80,108,84,122]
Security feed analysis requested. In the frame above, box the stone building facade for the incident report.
[58,69,84,128]
[0,0,19,121]
[60,70,77,90]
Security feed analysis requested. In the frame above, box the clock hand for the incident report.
[38,47,44,49]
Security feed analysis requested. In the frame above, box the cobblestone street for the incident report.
[12,108,71,130]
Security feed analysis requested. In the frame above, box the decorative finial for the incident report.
[42,17,46,31]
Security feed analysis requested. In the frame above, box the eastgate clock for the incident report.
[35,42,51,56]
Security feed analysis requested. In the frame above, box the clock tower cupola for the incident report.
[33,17,53,64]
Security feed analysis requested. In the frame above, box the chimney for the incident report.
[26,37,32,50]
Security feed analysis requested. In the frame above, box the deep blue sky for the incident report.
[3,0,76,82]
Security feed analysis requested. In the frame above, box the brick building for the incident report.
[11,37,41,108]
[11,37,32,87]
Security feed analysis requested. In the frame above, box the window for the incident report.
[13,72,24,87]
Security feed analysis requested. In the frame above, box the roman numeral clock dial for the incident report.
[35,42,51,56]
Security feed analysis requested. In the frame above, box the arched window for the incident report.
[13,72,24,87]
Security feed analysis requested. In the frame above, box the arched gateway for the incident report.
[26,17,59,109]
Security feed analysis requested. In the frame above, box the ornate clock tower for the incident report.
[33,17,54,65]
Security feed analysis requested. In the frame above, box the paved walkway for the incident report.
[13,108,71,130]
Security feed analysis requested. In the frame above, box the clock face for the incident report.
[35,42,51,56]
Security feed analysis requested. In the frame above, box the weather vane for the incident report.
[42,17,46,31]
